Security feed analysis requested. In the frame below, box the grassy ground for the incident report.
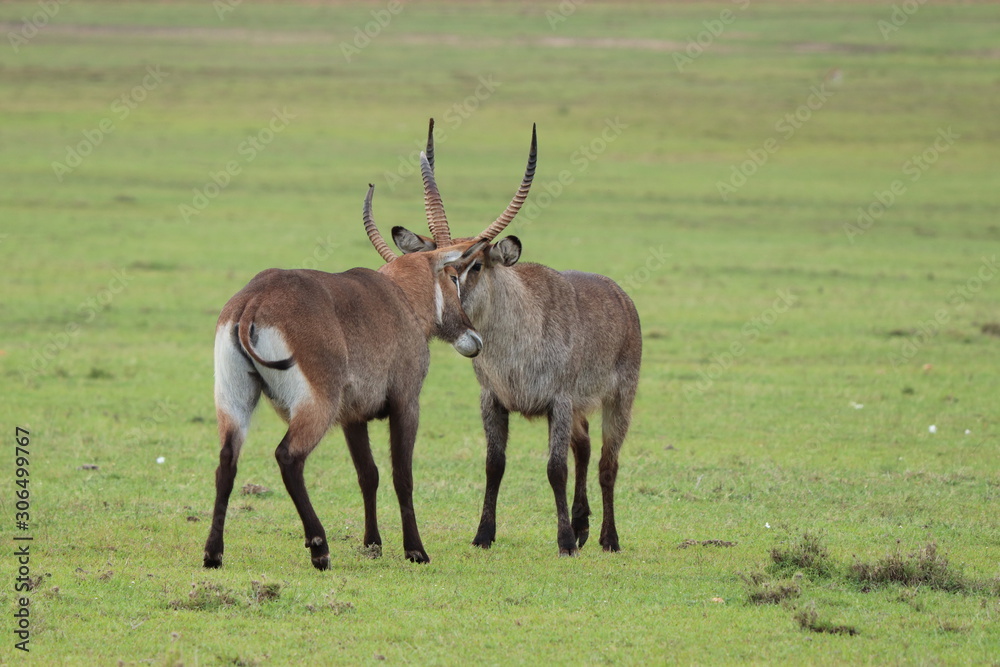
[2,1,1000,663]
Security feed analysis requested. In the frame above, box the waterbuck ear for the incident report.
[490,236,521,267]
[392,226,437,254]
[460,239,489,261]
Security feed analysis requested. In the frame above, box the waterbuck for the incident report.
[373,120,642,555]
[203,184,483,570]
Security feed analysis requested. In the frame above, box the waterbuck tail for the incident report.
[236,303,295,370]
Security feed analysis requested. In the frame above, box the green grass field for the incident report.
[2,1,1000,663]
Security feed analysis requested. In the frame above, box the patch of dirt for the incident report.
[251,580,282,603]
[791,41,893,54]
[0,22,333,45]
[357,543,382,559]
[795,605,859,636]
[678,539,737,549]
[743,572,802,605]
[8,22,998,59]
[536,36,686,51]
[981,322,1000,337]
[171,581,239,611]
[0,23,688,51]
[850,541,970,593]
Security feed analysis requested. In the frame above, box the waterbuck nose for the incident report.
[453,330,482,358]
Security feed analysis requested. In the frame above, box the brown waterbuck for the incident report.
[373,120,642,555]
[203,184,483,570]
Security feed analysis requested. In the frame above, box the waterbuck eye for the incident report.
[450,275,459,286]
[470,263,482,273]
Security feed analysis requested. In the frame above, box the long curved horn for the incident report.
[479,123,537,242]
[425,117,436,174]
[363,183,397,263]
[420,147,452,247]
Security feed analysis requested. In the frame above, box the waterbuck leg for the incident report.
[203,426,244,568]
[388,399,429,563]
[343,421,382,556]
[204,332,259,569]
[599,394,633,552]
[473,390,509,548]
[569,416,591,549]
[275,423,331,570]
[548,397,578,556]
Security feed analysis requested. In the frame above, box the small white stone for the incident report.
[156,456,166,464]
[928,425,937,434]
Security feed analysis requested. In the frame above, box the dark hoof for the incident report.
[572,509,590,548]
[203,552,223,569]
[472,525,496,549]
[600,537,621,552]
[558,527,579,555]
[363,532,383,551]
[405,550,430,564]
[306,535,330,570]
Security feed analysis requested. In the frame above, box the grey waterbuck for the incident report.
[204,184,483,570]
[373,120,642,555]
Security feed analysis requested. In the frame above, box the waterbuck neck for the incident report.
[466,266,535,336]
[377,256,436,340]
